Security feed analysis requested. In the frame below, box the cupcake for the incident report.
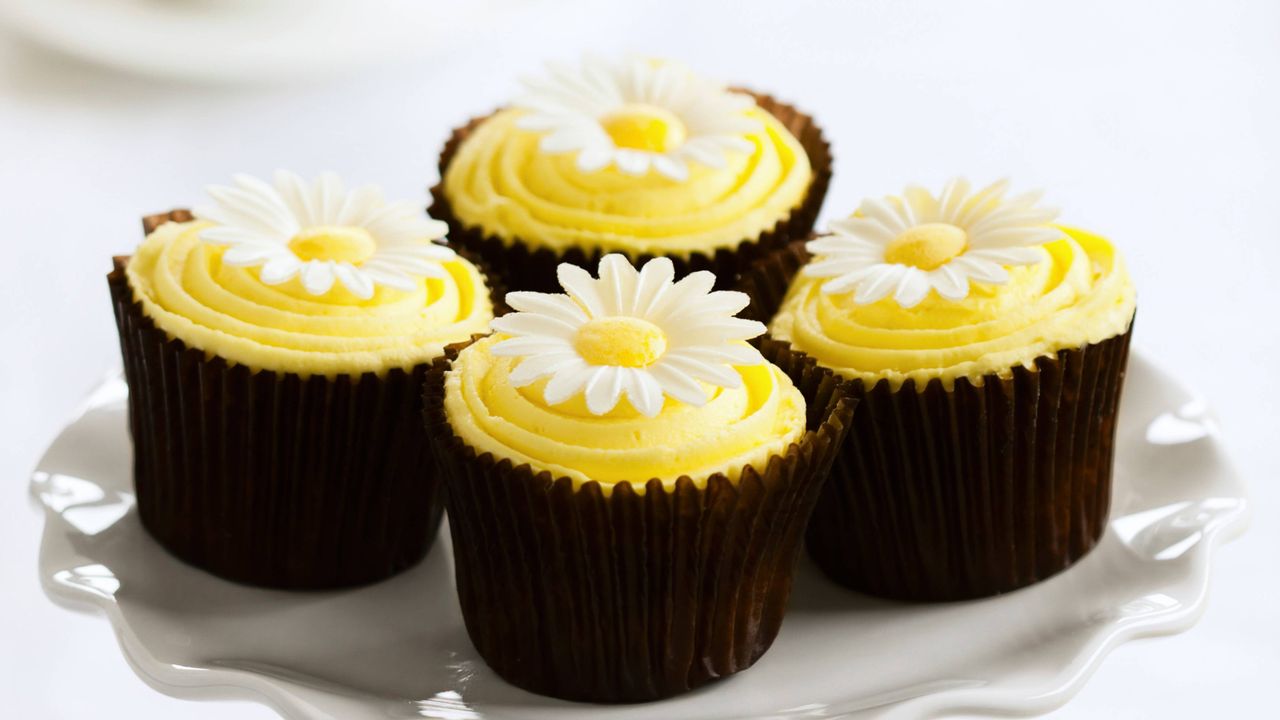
[431,55,831,293]
[423,255,854,702]
[109,171,495,589]
[742,178,1136,601]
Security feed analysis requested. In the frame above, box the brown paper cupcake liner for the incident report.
[738,244,1136,601]
[422,338,855,702]
[108,210,503,589]
[429,91,833,293]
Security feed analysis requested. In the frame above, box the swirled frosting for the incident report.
[126,220,493,377]
[769,227,1136,389]
[443,335,806,493]
[441,107,813,258]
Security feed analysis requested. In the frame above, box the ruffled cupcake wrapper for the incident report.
[107,210,502,589]
[738,242,1136,601]
[429,91,832,293]
[422,338,855,702]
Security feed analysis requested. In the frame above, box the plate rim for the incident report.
[30,351,1251,719]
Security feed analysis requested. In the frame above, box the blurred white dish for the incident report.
[0,0,528,83]
[31,353,1247,719]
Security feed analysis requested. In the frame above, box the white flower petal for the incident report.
[937,177,972,221]
[823,218,896,245]
[259,256,302,285]
[557,263,607,316]
[199,226,278,247]
[272,170,317,227]
[359,264,420,292]
[333,263,375,300]
[509,353,582,387]
[625,369,666,417]
[647,269,716,323]
[336,184,384,227]
[928,264,970,301]
[954,178,1010,226]
[965,246,1047,267]
[541,128,592,154]
[817,265,882,295]
[375,242,456,262]
[301,261,336,296]
[715,135,756,154]
[576,145,615,173]
[891,267,931,308]
[369,253,449,279]
[221,243,289,267]
[632,256,676,316]
[544,363,592,406]
[949,255,1010,284]
[652,155,689,181]
[966,207,1059,237]
[686,290,751,317]
[969,227,1061,249]
[202,185,295,238]
[312,172,345,225]
[858,197,911,237]
[658,354,741,388]
[597,254,639,316]
[583,366,624,415]
[614,149,651,175]
[505,292,589,325]
[667,317,764,346]
[491,312,579,339]
[491,335,576,357]
[679,139,729,169]
[646,362,708,407]
[854,265,906,304]
[671,343,764,366]
[902,185,940,225]
[517,112,573,132]
[804,256,881,279]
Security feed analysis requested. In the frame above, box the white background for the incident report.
[2,0,1277,717]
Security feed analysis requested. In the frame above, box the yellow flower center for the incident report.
[599,103,688,152]
[883,223,968,271]
[288,226,377,265]
[574,316,668,367]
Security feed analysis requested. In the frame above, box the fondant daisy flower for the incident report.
[194,171,455,299]
[804,178,1065,308]
[514,56,761,181]
[489,255,766,416]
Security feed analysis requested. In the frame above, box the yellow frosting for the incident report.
[769,226,1136,390]
[442,107,813,258]
[443,335,807,494]
[125,220,494,377]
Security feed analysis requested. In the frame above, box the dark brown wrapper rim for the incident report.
[108,210,504,590]
[423,338,856,702]
[429,91,833,293]
[737,241,1136,601]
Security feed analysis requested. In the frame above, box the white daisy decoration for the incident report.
[193,171,456,299]
[514,56,762,182]
[489,255,766,417]
[804,178,1066,308]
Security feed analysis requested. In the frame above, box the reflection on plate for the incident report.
[31,354,1247,719]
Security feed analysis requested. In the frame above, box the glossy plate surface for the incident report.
[31,353,1247,719]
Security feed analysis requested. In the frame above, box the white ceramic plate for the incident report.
[0,0,535,84]
[31,352,1247,719]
